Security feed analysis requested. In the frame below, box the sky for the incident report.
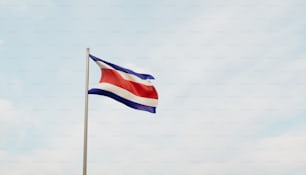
[0,0,305,174]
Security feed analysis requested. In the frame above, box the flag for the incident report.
[88,54,158,113]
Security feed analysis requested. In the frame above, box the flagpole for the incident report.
[83,48,90,175]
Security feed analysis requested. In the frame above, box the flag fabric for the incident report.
[88,54,158,113]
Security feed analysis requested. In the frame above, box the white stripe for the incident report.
[94,60,153,86]
[96,83,158,107]
[95,60,113,69]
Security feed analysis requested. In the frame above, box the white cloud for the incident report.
[0,99,14,122]
[222,129,306,174]
[0,0,29,12]
[0,0,56,13]
[246,131,306,164]
[0,74,22,94]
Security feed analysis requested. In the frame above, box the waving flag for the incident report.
[88,54,158,113]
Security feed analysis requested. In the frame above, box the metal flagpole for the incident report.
[83,48,90,175]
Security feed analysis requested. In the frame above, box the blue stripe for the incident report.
[88,88,156,113]
[89,54,155,80]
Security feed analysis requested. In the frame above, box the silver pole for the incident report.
[83,48,90,175]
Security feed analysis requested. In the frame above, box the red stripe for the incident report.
[99,69,158,99]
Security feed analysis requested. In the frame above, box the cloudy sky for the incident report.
[0,0,305,174]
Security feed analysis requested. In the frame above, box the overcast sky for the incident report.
[0,0,305,174]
